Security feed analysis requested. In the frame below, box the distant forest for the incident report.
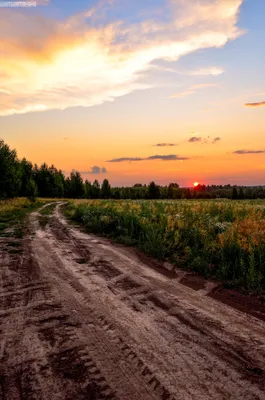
[1,139,265,200]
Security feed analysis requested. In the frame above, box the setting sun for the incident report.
[194,182,199,187]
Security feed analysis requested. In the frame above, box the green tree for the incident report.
[91,180,100,198]
[0,139,21,198]
[101,179,111,199]
[232,187,238,200]
[148,181,160,199]
[19,158,33,197]
[26,178,38,201]
[239,187,245,200]
[84,179,92,198]
[167,182,180,199]
[69,171,85,198]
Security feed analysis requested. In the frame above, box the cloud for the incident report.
[189,137,201,143]
[83,166,108,174]
[0,89,11,95]
[189,135,221,144]
[190,83,218,90]
[170,90,196,99]
[233,149,265,155]
[245,101,265,108]
[156,65,224,76]
[154,143,176,147]
[170,83,218,98]
[0,0,244,116]
[107,154,189,162]
[35,0,50,4]
[107,157,144,163]
[212,137,221,143]
[147,154,188,161]
[189,67,224,76]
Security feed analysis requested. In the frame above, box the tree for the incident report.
[91,180,100,198]
[84,180,92,198]
[68,171,85,198]
[167,183,180,199]
[185,188,192,199]
[0,139,21,198]
[148,181,160,199]
[101,179,111,199]
[19,158,33,197]
[26,178,38,202]
[232,187,238,200]
[239,187,245,200]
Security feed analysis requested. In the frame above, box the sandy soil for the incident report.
[1,203,265,399]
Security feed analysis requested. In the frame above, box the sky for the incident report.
[0,0,264,187]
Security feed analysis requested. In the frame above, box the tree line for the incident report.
[1,139,265,200]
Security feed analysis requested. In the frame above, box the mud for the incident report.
[1,203,265,399]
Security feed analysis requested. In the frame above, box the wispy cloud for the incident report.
[189,137,201,143]
[107,157,143,163]
[188,135,221,144]
[82,166,108,174]
[212,137,221,143]
[191,83,218,90]
[170,90,196,99]
[189,67,224,76]
[0,89,11,95]
[154,143,176,147]
[170,83,218,98]
[156,66,224,76]
[35,0,50,5]
[107,154,189,162]
[245,101,265,108]
[0,0,244,116]
[233,149,265,154]
[148,155,188,161]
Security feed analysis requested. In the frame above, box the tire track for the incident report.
[1,203,265,399]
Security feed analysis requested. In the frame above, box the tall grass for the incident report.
[65,199,265,291]
[0,198,54,236]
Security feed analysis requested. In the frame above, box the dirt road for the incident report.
[1,203,265,399]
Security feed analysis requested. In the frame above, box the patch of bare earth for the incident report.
[0,203,265,399]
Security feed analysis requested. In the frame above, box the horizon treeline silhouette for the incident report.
[1,139,265,200]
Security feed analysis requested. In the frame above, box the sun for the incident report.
[193,182,199,187]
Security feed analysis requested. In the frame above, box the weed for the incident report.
[65,199,265,292]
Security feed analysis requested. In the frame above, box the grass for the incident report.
[39,203,57,216]
[64,199,265,292]
[38,203,58,229]
[0,198,57,237]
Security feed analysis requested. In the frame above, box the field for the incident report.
[0,198,56,237]
[0,198,40,237]
[1,199,265,398]
[66,199,265,291]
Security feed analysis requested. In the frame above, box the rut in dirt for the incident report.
[0,202,265,400]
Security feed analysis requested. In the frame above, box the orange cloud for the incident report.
[107,155,190,162]
[233,149,265,154]
[0,0,244,116]
[245,101,265,108]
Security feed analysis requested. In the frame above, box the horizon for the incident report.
[1,0,265,187]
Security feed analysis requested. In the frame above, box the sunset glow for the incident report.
[0,0,264,186]
[194,182,199,187]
